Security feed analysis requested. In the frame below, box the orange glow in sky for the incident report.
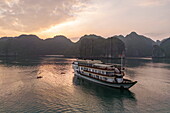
[0,0,170,41]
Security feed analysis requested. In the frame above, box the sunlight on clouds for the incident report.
[39,20,79,37]
[37,0,170,41]
[0,0,90,32]
[37,5,97,39]
[38,19,85,39]
[137,0,170,7]
[5,0,20,7]
[0,0,170,41]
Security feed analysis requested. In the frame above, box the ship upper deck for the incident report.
[74,59,122,71]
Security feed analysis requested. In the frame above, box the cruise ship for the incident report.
[72,60,137,89]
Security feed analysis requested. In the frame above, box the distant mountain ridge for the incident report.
[77,34,125,58]
[160,37,170,57]
[0,32,169,58]
[118,32,156,57]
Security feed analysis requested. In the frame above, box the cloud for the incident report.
[144,32,170,39]
[138,0,170,7]
[0,0,89,32]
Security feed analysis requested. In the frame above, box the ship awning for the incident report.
[93,63,114,68]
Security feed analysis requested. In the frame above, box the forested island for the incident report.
[0,32,169,58]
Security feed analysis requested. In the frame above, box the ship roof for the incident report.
[93,63,114,67]
[76,59,102,64]
[75,59,121,68]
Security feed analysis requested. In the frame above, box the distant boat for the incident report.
[37,76,43,79]
[72,59,137,89]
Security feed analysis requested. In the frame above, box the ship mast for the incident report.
[121,51,124,70]
[121,53,123,70]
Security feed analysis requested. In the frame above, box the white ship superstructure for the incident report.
[72,60,137,89]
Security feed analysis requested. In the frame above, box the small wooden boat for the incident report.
[61,72,65,74]
[37,76,43,79]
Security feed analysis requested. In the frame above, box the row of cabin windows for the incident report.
[85,73,107,81]
[80,67,107,75]
[80,67,114,76]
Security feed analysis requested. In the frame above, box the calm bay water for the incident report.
[0,57,170,113]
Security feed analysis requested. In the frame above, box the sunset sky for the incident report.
[0,0,170,41]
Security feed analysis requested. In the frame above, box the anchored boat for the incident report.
[72,60,137,89]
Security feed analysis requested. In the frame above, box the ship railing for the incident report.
[122,79,133,83]
[83,70,117,77]
[78,64,115,71]
[115,74,123,77]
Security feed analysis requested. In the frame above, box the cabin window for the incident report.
[106,72,114,76]
[101,71,105,74]
[102,77,105,80]
[96,75,99,79]
[103,77,107,81]
[92,74,94,77]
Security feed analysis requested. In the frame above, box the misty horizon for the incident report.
[1,31,169,42]
[0,0,170,41]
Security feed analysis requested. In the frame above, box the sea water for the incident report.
[0,57,169,113]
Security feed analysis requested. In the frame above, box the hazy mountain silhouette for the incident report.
[155,40,161,45]
[43,35,73,55]
[152,37,170,58]
[160,37,170,57]
[0,32,169,58]
[118,32,155,57]
[76,34,125,58]
[152,45,165,58]
[0,35,43,56]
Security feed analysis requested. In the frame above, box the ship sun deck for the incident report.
[72,59,137,89]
